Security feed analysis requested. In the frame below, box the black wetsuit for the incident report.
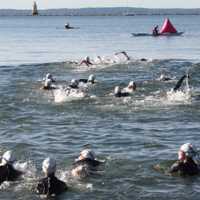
[163,77,171,81]
[43,85,57,90]
[69,84,79,89]
[78,79,95,84]
[173,75,187,92]
[169,159,199,176]
[0,164,22,185]
[115,92,130,98]
[160,76,172,81]
[36,175,67,196]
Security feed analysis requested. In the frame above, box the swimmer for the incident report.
[36,157,67,196]
[169,143,200,176]
[69,79,79,89]
[44,73,56,83]
[157,73,172,81]
[42,79,57,90]
[115,51,130,61]
[42,73,57,90]
[71,149,103,178]
[122,81,136,93]
[0,150,23,185]
[114,86,130,98]
[79,74,96,84]
[79,56,93,67]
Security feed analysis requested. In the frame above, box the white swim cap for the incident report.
[128,81,134,87]
[160,74,164,79]
[46,73,52,79]
[114,86,120,94]
[42,157,56,175]
[71,79,78,87]
[2,150,16,165]
[44,79,52,87]
[179,143,197,158]
[80,149,95,160]
[88,74,95,82]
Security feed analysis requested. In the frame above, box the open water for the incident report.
[0,15,200,200]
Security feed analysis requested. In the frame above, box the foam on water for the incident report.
[53,88,87,103]
[71,55,130,72]
[166,89,191,102]
[57,169,94,192]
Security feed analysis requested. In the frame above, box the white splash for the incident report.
[57,169,93,191]
[166,75,191,103]
[166,89,191,102]
[53,88,87,103]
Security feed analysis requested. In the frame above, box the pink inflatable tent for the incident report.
[159,18,177,34]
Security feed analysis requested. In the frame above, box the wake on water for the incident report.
[69,54,149,72]
[53,88,87,103]
[52,78,192,108]
[166,74,191,103]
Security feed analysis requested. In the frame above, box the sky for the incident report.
[0,0,200,9]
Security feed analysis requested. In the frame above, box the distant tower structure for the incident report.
[32,1,38,16]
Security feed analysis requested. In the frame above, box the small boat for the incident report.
[132,18,184,37]
[132,32,184,37]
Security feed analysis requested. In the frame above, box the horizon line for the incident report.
[0,6,200,10]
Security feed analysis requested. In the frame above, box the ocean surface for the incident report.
[0,15,200,199]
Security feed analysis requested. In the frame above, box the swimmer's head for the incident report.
[88,74,96,83]
[70,79,79,87]
[42,157,56,176]
[178,143,197,161]
[78,149,95,161]
[1,150,16,165]
[128,81,136,90]
[46,73,52,80]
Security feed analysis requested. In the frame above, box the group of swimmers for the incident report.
[0,148,103,197]
[1,142,200,197]
[70,51,146,67]
[42,73,96,91]
[79,51,131,67]
[0,64,195,197]
[42,70,188,101]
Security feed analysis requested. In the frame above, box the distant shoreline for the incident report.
[0,7,200,16]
